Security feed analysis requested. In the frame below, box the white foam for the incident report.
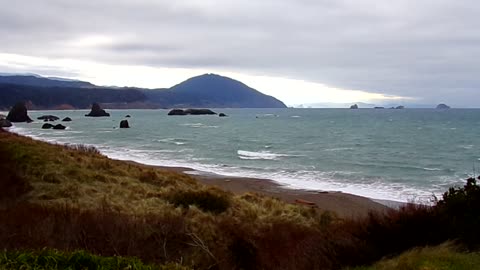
[423,167,442,171]
[155,138,188,145]
[180,123,218,128]
[180,123,204,127]
[237,150,290,160]
[458,145,474,149]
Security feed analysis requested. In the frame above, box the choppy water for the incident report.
[8,108,480,202]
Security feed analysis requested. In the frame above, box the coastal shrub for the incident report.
[436,177,480,249]
[169,189,231,214]
[333,177,480,268]
[0,203,192,266]
[339,204,444,266]
[347,243,480,270]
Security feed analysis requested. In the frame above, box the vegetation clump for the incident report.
[349,243,480,270]
[169,189,231,214]
[437,176,480,249]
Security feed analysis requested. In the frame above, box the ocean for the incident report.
[7,108,480,202]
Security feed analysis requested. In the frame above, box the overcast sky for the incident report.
[1,0,479,107]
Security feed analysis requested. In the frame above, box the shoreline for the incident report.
[124,160,392,218]
[7,126,398,217]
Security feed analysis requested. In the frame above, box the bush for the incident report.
[0,204,191,266]
[169,189,231,214]
[437,177,480,249]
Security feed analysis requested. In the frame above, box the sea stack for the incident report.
[350,104,359,109]
[436,104,450,109]
[6,102,33,123]
[85,103,110,117]
[120,120,130,128]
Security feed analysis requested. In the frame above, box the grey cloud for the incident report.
[0,0,480,106]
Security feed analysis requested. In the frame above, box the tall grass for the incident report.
[349,243,480,270]
[1,129,480,269]
[0,249,190,270]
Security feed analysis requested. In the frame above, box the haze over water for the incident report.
[9,108,480,202]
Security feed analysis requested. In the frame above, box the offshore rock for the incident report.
[168,108,217,115]
[120,120,130,128]
[0,119,12,127]
[52,124,66,130]
[167,109,187,115]
[42,123,54,129]
[436,104,451,109]
[85,103,110,117]
[37,115,59,121]
[6,102,33,123]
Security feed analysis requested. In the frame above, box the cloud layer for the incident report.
[1,0,479,106]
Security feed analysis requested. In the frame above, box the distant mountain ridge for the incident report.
[0,73,287,109]
[0,74,95,88]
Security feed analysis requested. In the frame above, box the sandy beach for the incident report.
[127,161,390,218]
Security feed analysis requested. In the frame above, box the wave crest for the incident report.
[237,150,291,160]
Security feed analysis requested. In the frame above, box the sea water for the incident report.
[8,108,480,202]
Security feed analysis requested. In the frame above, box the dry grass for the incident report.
[0,129,331,269]
[349,243,480,270]
[1,129,479,269]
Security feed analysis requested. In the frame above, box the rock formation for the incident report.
[52,124,66,130]
[120,120,130,128]
[62,117,72,122]
[37,115,59,121]
[6,102,33,122]
[168,108,217,115]
[0,119,12,127]
[42,123,54,129]
[85,103,110,117]
[219,113,228,117]
[168,109,187,115]
[350,104,359,109]
[436,104,451,109]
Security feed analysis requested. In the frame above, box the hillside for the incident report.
[0,74,95,88]
[144,74,287,108]
[1,128,480,269]
[0,73,287,109]
[0,83,147,110]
